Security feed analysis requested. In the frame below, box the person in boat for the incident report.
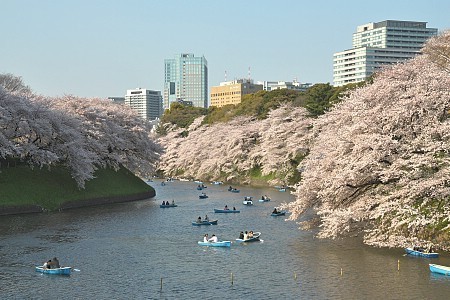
[273,208,279,214]
[239,231,244,239]
[205,214,209,221]
[224,205,229,210]
[233,206,236,210]
[243,231,248,240]
[43,259,52,269]
[197,216,202,223]
[51,257,60,268]
[208,234,218,243]
[162,201,165,205]
[203,233,209,242]
[248,231,254,239]
[228,186,232,191]
[171,199,175,205]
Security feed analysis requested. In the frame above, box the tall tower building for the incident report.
[333,20,438,86]
[164,53,208,109]
[125,88,163,121]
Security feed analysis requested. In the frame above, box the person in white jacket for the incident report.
[208,234,218,243]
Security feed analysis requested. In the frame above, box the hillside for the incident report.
[0,163,155,214]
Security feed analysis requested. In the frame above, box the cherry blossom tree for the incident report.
[158,104,312,184]
[285,32,450,250]
[0,76,161,188]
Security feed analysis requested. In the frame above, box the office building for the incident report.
[124,88,163,121]
[164,53,208,109]
[210,79,263,108]
[108,97,125,105]
[333,20,438,86]
[257,79,312,92]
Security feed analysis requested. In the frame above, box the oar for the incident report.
[73,268,81,272]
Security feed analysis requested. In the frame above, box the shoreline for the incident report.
[0,190,156,216]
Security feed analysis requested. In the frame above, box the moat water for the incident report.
[1,180,450,299]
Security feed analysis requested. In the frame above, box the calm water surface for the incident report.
[1,180,450,299]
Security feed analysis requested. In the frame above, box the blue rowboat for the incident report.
[192,220,218,226]
[258,198,271,202]
[35,266,72,275]
[405,247,439,258]
[235,232,261,243]
[198,241,231,247]
[160,204,178,208]
[271,211,286,216]
[429,264,450,275]
[214,209,240,213]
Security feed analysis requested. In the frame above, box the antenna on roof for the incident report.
[248,66,251,82]
[225,70,227,82]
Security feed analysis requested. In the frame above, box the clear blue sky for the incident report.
[2,0,449,98]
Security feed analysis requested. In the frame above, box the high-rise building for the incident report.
[164,53,208,109]
[124,88,163,121]
[333,20,438,86]
[210,79,263,108]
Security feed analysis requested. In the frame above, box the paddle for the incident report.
[73,268,81,272]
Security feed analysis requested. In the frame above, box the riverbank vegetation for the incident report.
[0,162,154,211]
[157,31,450,250]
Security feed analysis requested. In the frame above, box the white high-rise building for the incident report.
[333,20,438,86]
[124,88,163,121]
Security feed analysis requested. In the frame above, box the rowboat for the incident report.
[271,211,286,216]
[429,264,450,275]
[243,197,253,205]
[35,266,72,275]
[212,181,223,185]
[214,208,240,213]
[405,247,439,258]
[160,204,178,208]
[198,241,231,247]
[278,188,286,192]
[258,197,271,202]
[192,220,218,226]
[235,232,261,243]
[199,194,208,199]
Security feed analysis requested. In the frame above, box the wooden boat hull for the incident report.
[192,220,218,226]
[198,241,231,247]
[429,264,450,275]
[271,211,286,216]
[214,209,240,213]
[160,204,178,208]
[35,266,72,275]
[405,248,438,258]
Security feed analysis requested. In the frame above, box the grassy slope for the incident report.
[0,165,154,211]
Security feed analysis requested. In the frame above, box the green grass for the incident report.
[0,165,154,211]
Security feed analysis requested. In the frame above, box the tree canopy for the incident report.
[0,74,161,188]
